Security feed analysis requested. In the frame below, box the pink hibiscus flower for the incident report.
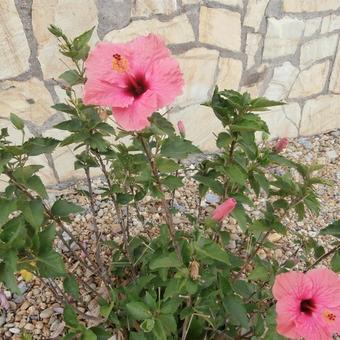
[212,198,237,222]
[273,268,340,340]
[83,34,184,131]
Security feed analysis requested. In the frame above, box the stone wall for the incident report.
[1,0,340,184]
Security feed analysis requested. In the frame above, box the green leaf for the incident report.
[116,193,134,205]
[152,319,167,340]
[126,301,152,320]
[149,112,175,136]
[194,239,230,265]
[158,314,177,334]
[0,198,17,227]
[0,251,20,294]
[331,251,340,272]
[52,103,78,115]
[10,113,24,130]
[250,97,284,110]
[320,220,340,238]
[248,264,268,281]
[73,27,95,50]
[223,295,248,328]
[59,70,83,86]
[37,250,66,278]
[231,206,248,232]
[64,275,80,300]
[81,330,97,340]
[26,175,48,199]
[160,298,181,314]
[194,175,224,196]
[55,119,83,132]
[64,304,80,329]
[51,199,84,218]
[225,164,247,186]
[162,175,183,190]
[161,136,200,160]
[216,132,233,149]
[38,223,56,254]
[156,158,180,173]
[13,165,43,182]
[23,137,59,156]
[21,199,44,231]
[100,301,115,319]
[149,252,181,270]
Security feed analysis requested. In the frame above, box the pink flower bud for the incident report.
[177,120,185,137]
[275,138,288,153]
[212,198,237,222]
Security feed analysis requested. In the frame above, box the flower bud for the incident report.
[275,137,288,153]
[177,120,186,138]
[212,198,237,222]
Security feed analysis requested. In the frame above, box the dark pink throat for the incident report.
[300,299,315,315]
[127,74,148,98]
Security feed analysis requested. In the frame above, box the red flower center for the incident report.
[300,299,315,315]
[127,74,148,98]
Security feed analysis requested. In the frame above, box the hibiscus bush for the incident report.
[0,26,340,340]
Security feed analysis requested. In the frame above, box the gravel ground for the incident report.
[0,130,339,339]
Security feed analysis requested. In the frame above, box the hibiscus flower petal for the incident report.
[147,57,184,107]
[84,79,134,108]
[307,268,340,307]
[276,316,300,339]
[112,90,158,131]
[273,271,313,300]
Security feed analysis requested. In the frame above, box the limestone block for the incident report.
[300,95,340,135]
[260,103,301,138]
[168,105,223,151]
[0,1,30,79]
[104,14,195,45]
[216,57,243,90]
[289,61,330,98]
[241,65,270,97]
[263,17,304,59]
[174,48,219,106]
[321,14,340,34]
[182,0,201,4]
[244,0,270,32]
[0,78,54,125]
[199,6,241,52]
[216,0,243,7]
[329,46,340,93]
[283,0,340,13]
[132,0,178,16]
[245,33,261,70]
[300,34,338,69]
[264,62,299,100]
[32,0,98,80]
[304,17,322,37]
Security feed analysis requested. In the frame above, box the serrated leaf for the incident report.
[51,199,84,218]
[126,301,152,320]
[161,136,200,160]
[21,199,44,231]
[194,239,230,265]
[320,220,340,238]
[37,250,65,278]
[26,175,48,199]
[156,158,180,173]
[59,70,83,86]
[149,252,181,270]
[331,251,340,272]
[64,275,80,300]
[162,175,183,190]
[223,295,248,328]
